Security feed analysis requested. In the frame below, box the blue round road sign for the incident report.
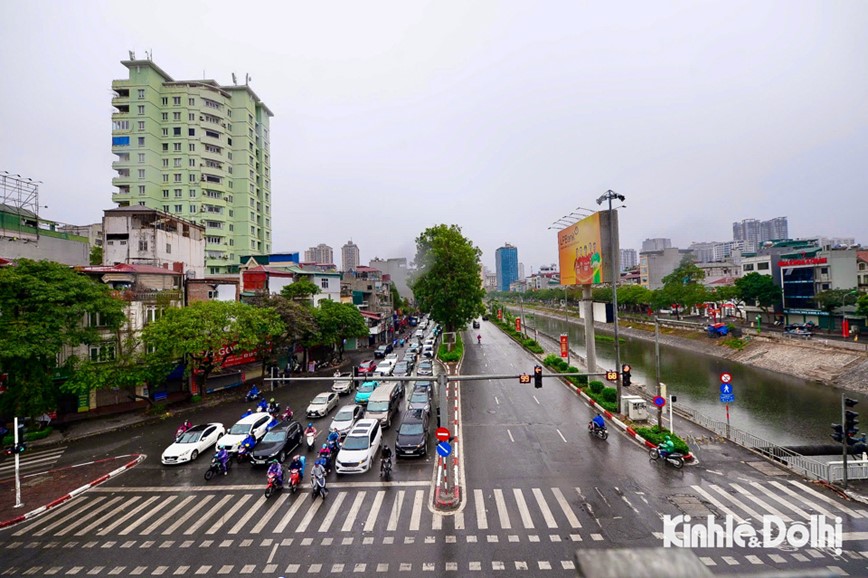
[719,383,733,395]
[436,441,452,457]
[653,396,666,408]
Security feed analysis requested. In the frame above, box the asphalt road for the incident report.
[1,322,867,576]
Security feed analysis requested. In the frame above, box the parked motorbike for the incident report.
[175,420,192,442]
[587,421,609,440]
[649,447,685,469]
[204,455,231,480]
[311,471,328,500]
[265,467,285,499]
[380,457,392,480]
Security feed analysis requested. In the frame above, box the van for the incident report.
[335,419,383,474]
[365,383,400,428]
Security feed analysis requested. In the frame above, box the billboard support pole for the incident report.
[597,190,624,408]
[582,284,596,373]
[563,286,570,367]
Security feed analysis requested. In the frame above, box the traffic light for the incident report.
[832,423,845,443]
[533,365,543,389]
[622,364,632,387]
[845,398,859,444]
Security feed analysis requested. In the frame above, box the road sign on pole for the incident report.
[719,383,733,395]
[720,393,734,403]
[435,427,450,442]
[653,396,666,408]
[436,441,452,457]
[720,372,732,384]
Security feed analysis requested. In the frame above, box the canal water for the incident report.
[523,310,852,447]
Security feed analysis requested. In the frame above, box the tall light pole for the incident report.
[596,190,625,406]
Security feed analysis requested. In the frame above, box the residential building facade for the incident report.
[110,57,273,276]
[341,240,360,272]
[495,243,518,292]
[304,243,334,266]
[639,247,693,290]
[369,257,411,300]
[620,248,637,272]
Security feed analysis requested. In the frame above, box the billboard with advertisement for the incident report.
[557,211,618,286]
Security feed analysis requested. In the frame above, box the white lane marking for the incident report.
[386,490,406,532]
[97,496,158,536]
[431,512,443,530]
[363,490,386,532]
[409,490,424,532]
[454,510,465,530]
[119,497,178,536]
[32,498,102,537]
[184,495,233,535]
[206,494,251,535]
[613,487,639,516]
[266,542,278,564]
[163,495,215,535]
[493,489,511,530]
[708,484,764,521]
[140,495,197,535]
[843,532,868,540]
[691,485,746,524]
[91,481,429,492]
[556,429,568,444]
[507,429,515,443]
[474,489,488,530]
[731,484,792,522]
[317,491,347,533]
[769,480,839,520]
[341,491,367,532]
[594,487,610,508]
[58,496,125,537]
[788,480,864,518]
[705,469,724,476]
[273,494,308,533]
[551,488,581,529]
[294,497,324,533]
[532,395,540,405]
[494,396,500,405]
[532,488,557,529]
[513,488,535,529]
[749,482,811,519]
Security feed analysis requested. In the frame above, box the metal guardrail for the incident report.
[828,459,868,484]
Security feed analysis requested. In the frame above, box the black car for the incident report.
[472,320,480,329]
[395,409,429,457]
[250,420,302,465]
[482,315,489,321]
[374,343,394,358]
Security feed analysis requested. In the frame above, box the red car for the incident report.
[358,360,377,375]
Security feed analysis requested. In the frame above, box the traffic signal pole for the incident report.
[842,394,848,490]
[14,416,22,509]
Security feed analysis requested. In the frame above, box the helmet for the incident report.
[322,444,328,449]
[247,408,252,413]
[308,423,313,428]
[664,435,671,442]
[270,398,275,403]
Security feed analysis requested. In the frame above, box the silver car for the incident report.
[417,360,434,376]
[329,404,365,438]
[306,392,339,418]
[331,373,355,395]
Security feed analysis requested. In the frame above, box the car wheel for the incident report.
[191,450,199,461]
[279,451,286,463]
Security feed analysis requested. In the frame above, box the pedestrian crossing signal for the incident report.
[519,373,531,384]
[533,365,543,388]
[606,371,618,382]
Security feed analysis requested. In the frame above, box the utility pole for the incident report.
[564,285,570,367]
[597,190,625,406]
[655,317,663,428]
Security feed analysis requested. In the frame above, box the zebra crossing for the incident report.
[0,446,66,480]
[4,478,866,547]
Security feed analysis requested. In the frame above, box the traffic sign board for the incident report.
[435,427,450,442]
[436,441,452,457]
[720,383,733,395]
[720,393,735,403]
[653,396,666,408]
[720,372,732,384]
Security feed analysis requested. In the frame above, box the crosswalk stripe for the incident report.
[731,484,792,522]
[34,498,105,537]
[768,481,838,520]
[364,491,386,532]
[341,491,366,532]
[474,489,488,530]
[184,495,233,535]
[205,495,251,535]
[788,481,864,519]
[0,451,65,473]
[513,488,534,529]
[387,490,405,532]
[431,512,443,531]
[749,482,810,519]
[551,488,581,529]
[273,494,307,533]
[58,497,125,537]
[70,497,129,536]
[163,496,214,535]
[228,495,267,535]
[409,490,424,532]
[532,488,557,529]
[295,498,324,533]
[141,496,196,535]
[317,492,347,532]
[97,496,157,536]
[120,496,177,536]
[14,496,91,536]
[708,485,765,521]
[493,489,511,530]
[691,485,746,523]
[250,493,288,534]
[454,511,465,530]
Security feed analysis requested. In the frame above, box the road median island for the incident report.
[433,340,465,512]
[0,453,145,529]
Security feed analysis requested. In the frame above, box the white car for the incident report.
[331,373,355,395]
[335,419,383,474]
[216,413,273,453]
[329,404,365,438]
[161,423,225,465]
[374,359,397,377]
[307,391,339,418]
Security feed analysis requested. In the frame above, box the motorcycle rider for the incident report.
[477,334,482,345]
[256,398,268,412]
[380,444,393,474]
[241,408,253,418]
[215,447,231,475]
[288,454,305,479]
[239,432,257,458]
[246,385,260,401]
[266,459,284,486]
[327,427,341,446]
[267,398,280,414]
[658,435,676,457]
[312,459,328,497]
[590,413,606,432]
[304,423,317,438]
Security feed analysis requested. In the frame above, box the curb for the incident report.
[0,453,146,529]
[433,344,465,511]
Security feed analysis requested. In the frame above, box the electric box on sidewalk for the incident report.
[620,395,648,421]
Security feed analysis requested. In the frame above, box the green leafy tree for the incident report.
[619,284,653,313]
[856,293,868,320]
[814,288,859,314]
[314,300,370,360]
[89,245,103,266]
[0,259,125,416]
[280,279,320,305]
[659,259,708,319]
[142,301,284,393]
[247,294,318,368]
[409,224,485,332]
[734,273,782,321]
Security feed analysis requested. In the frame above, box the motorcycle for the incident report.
[175,421,192,442]
[649,447,685,469]
[245,386,261,403]
[311,471,328,500]
[264,467,285,499]
[305,429,318,452]
[587,421,609,440]
[204,455,231,480]
[380,457,392,480]
[288,466,302,494]
[281,406,294,421]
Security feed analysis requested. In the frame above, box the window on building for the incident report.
[189,113,195,122]
[163,189,169,198]
[90,343,116,363]
[228,210,233,217]
[137,89,145,99]
[229,224,234,231]
[138,185,145,195]
[166,243,172,254]
[138,169,145,179]
[743,264,754,271]
[189,189,196,198]
[174,188,182,198]
[162,112,168,121]
[139,239,148,251]
[161,97,168,105]
[188,97,195,106]
[189,143,196,152]
[173,96,181,105]
[229,238,234,245]
[137,137,145,146]
[138,153,145,163]
[136,120,144,131]
[227,138,232,145]
[162,128,169,137]
[173,112,181,121]
[163,205,170,212]
[173,127,181,136]
[189,159,196,167]
[820,267,829,275]
[160,158,168,168]
[173,204,182,213]
[162,143,169,152]
[757,262,770,271]
[174,158,182,167]
[162,174,169,182]
[173,143,181,151]
[188,128,195,136]
[138,201,146,206]
[227,151,233,160]
[250,226,255,234]
[174,173,181,182]
[321,278,329,289]
[137,105,145,115]
[190,204,197,213]
[189,174,197,182]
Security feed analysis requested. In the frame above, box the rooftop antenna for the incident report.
[144,49,152,61]
[128,50,135,60]
[245,73,251,85]
[231,72,237,86]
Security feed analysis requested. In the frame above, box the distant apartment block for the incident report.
[733,217,788,246]
[304,243,334,265]
[369,257,410,300]
[620,249,637,271]
[639,247,693,290]
[341,240,360,272]
[641,238,671,252]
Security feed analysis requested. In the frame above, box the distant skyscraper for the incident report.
[620,249,638,271]
[304,243,334,265]
[495,243,518,292]
[762,217,788,241]
[518,262,525,280]
[733,217,788,245]
[341,240,360,272]
[641,238,672,252]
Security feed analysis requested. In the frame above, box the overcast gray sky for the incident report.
[1,1,866,272]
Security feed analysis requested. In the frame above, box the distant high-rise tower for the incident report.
[518,263,525,280]
[733,219,761,245]
[495,243,519,292]
[620,249,638,271]
[341,241,360,272]
[110,57,273,275]
[762,217,788,241]
[641,238,672,252]
[304,243,334,265]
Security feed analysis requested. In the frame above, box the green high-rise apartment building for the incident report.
[110,57,273,275]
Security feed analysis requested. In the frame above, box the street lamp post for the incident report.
[596,190,625,407]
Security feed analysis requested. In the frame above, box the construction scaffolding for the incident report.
[0,171,41,242]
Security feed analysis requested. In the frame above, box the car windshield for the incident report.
[177,431,202,443]
[228,424,251,435]
[342,435,370,451]
[311,396,328,405]
[262,430,287,443]
[400,423,424,436]
[334,410,354,422]
[411,393,428,403]
[359,383,376,393]
[367,401,389,412]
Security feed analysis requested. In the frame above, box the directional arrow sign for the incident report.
[436,441,452,457]
[720,383,733,395]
